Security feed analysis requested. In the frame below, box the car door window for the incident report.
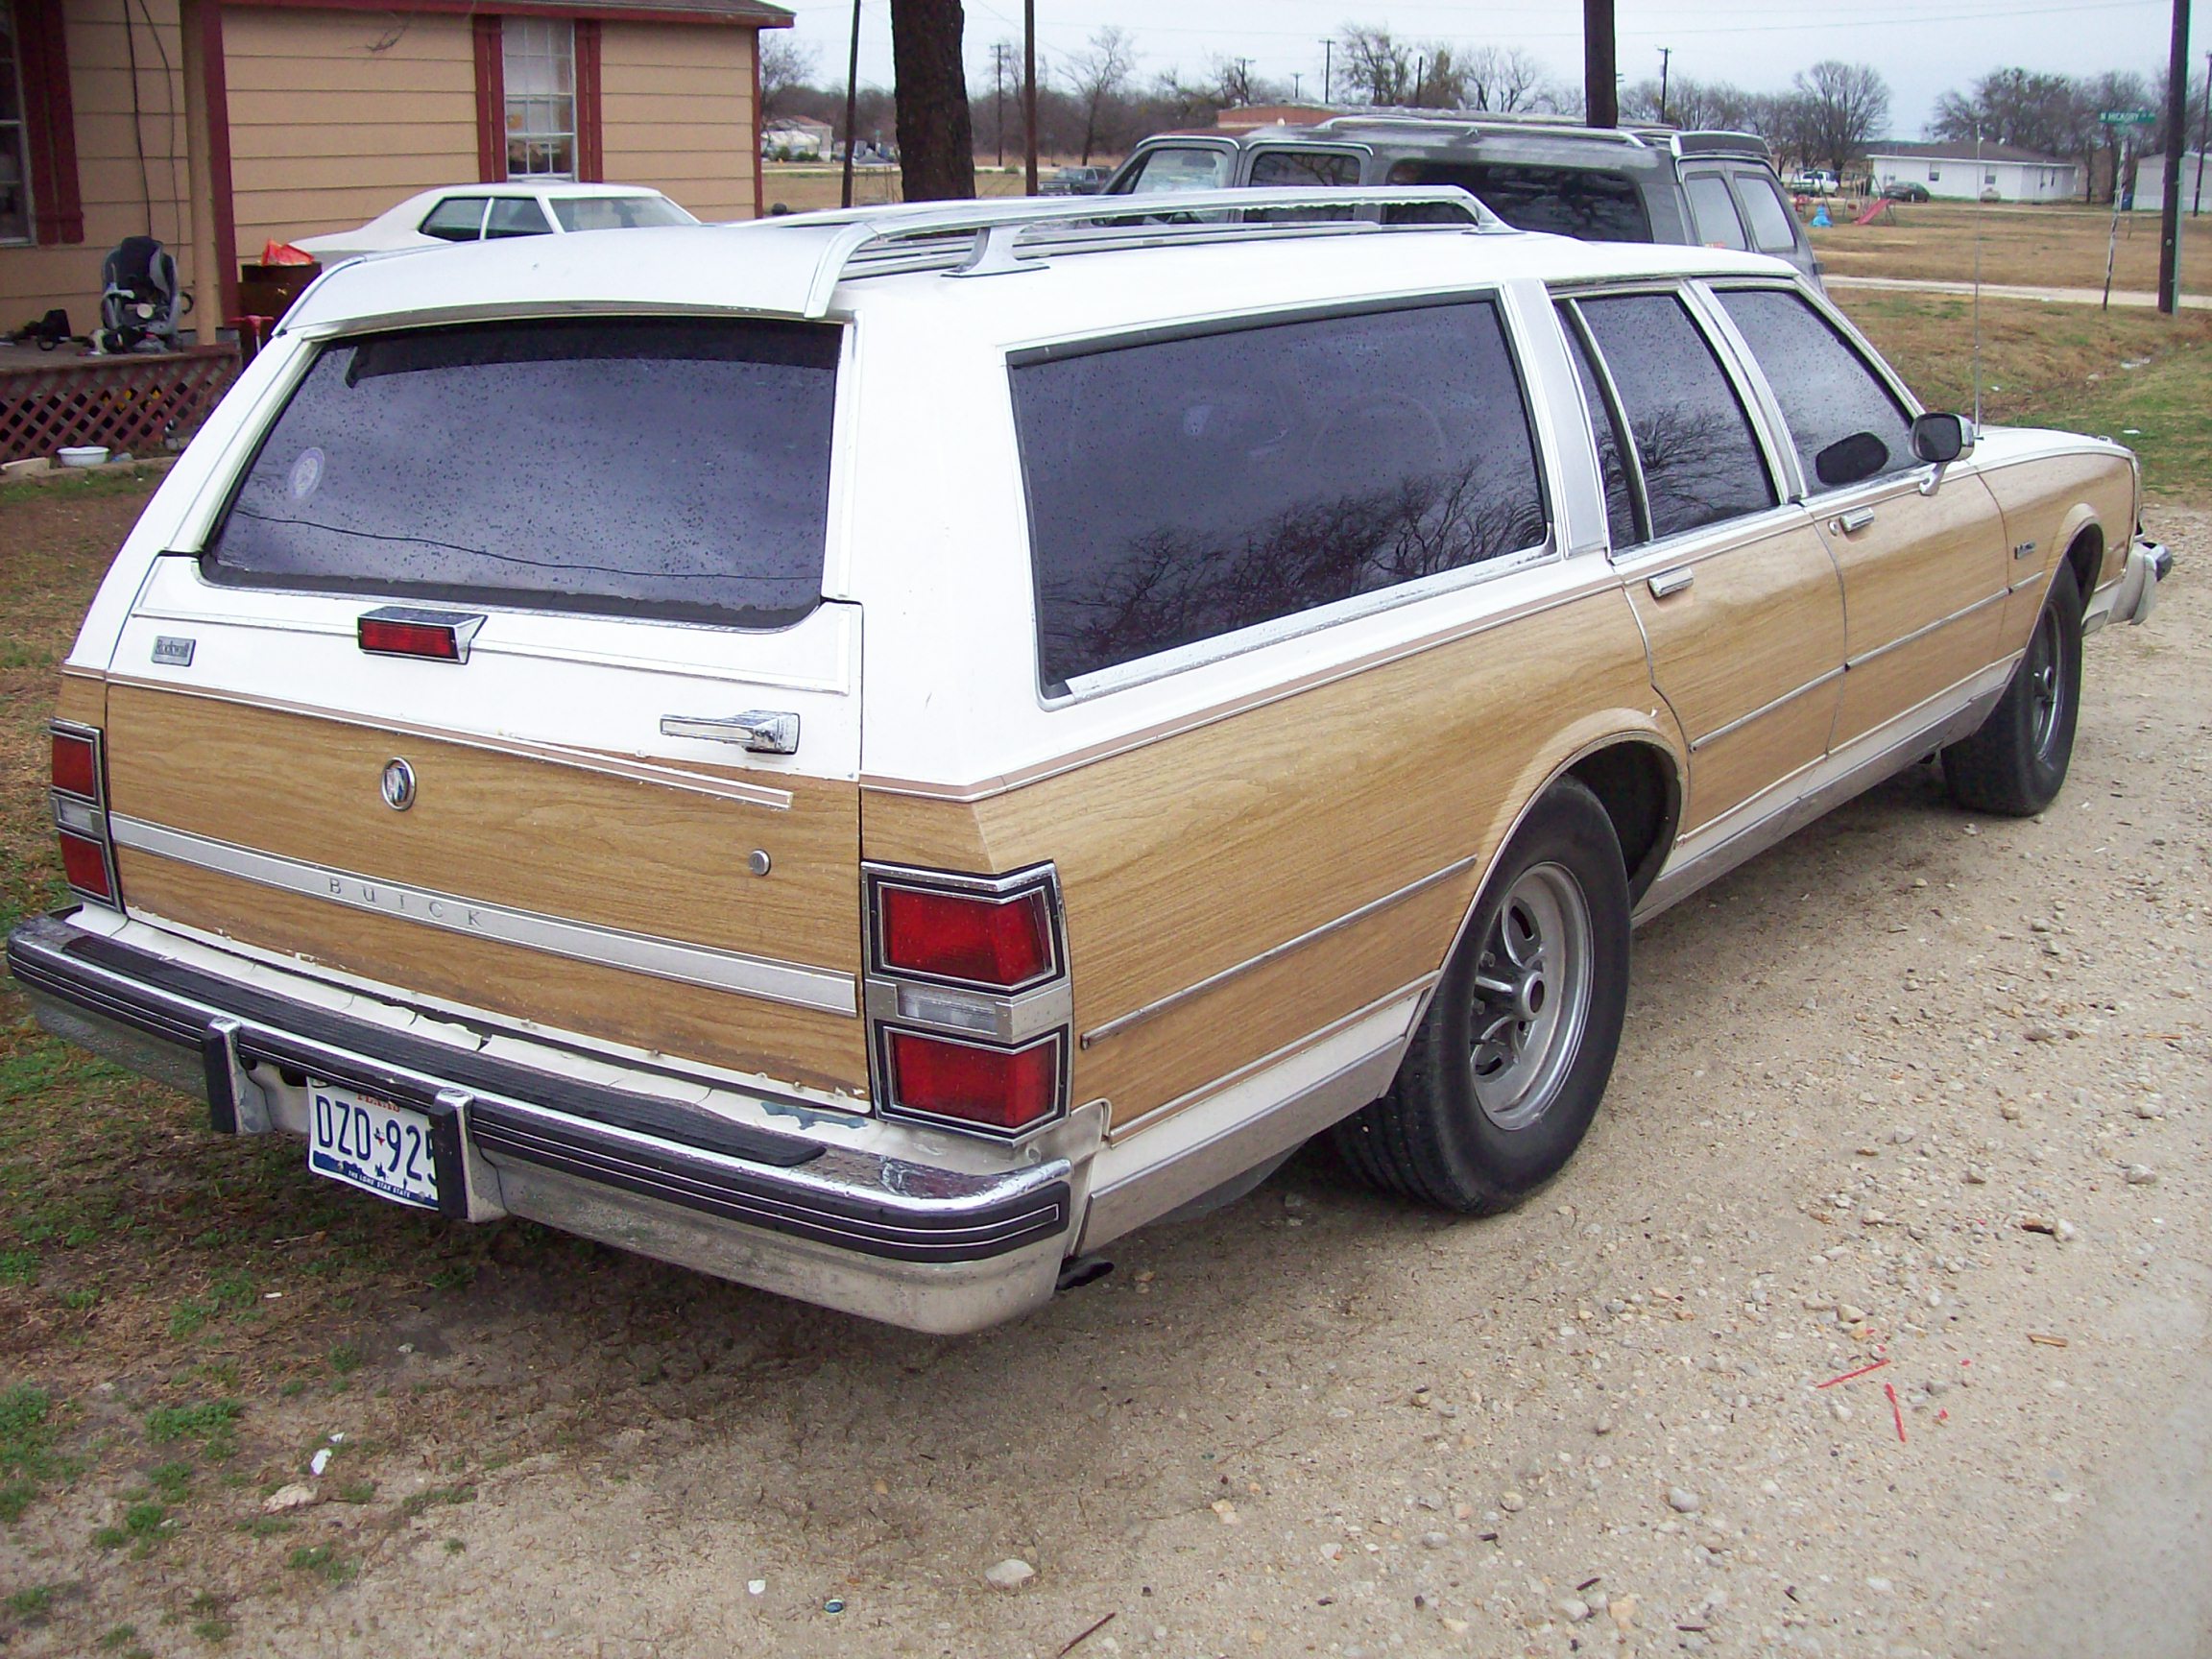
[1683,173,1747,251]
[485,197,554,239]
[1558,305,1642,550]
[418,197,490,242]
[1572,292,1776,541]
[1717,288,1916,491]
[1249,150,1361,187]
[1731,173,1802,254]
[1122,146,1232,193]
[1013,300,1549,692]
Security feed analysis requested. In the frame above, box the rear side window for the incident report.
[1250,150,1361,187]
[1717,288,1916,490]
[1683,173,1746,251]
[1571,292,1775,541]
[1733,174,1802,254]
[550,194,693,230]
[207,318,840,625]
[418,198,488,241]
[1014,301,1549,693]
[1385,160,1650,242]
[485,197,552,239]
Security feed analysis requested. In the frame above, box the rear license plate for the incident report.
[308,1081,439,1210]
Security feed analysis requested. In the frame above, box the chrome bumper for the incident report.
[6,912,1078,1334]
[2091,537,2172,632]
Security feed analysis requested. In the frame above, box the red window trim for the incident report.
[574,18,601,181]
[471,14,505,181]
[14,0,84,245]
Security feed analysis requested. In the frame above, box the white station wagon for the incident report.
[11,189,2169,1333]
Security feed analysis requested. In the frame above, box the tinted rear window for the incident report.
[1014,301,1549,693]
[206,318,839,625]
[1385,160,1650,241]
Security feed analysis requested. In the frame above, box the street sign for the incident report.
[2100,108,2157,125]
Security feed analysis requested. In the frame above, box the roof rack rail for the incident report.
[758,186,1506,318]
[1310,111,1653,148]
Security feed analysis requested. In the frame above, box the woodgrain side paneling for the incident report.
[115,851,869,1096]
[222,8,476,252]
[1977,451,2138,647]
[1832,610,2005,749]
[102,685,862,974]
[56,671,108,729]
[598,22,755,220]
[864,589,1668,1127]
[1814,474,2011,664]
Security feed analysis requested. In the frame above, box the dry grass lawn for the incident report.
[1812,199,2212,294]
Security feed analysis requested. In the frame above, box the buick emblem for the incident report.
[379,758,416,811]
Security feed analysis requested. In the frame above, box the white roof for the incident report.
[280,192,1801,346]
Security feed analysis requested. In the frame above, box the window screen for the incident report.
[1683,174,1746,250]
[1717,288,1916,491]
[1573,293,1775,541]
[1385,160,1650,241]
[1015,301,1549,692]
[207,317,840,625]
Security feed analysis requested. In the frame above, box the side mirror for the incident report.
[1814,430,1890,488]
[1911,412,1974,466]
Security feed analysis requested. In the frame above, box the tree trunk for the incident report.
[890,0,976,202]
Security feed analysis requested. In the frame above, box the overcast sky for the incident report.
[776,0,2182,138]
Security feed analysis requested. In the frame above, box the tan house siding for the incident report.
[599,21,753,222]
[223,7,475,252]
[3,0,199,328]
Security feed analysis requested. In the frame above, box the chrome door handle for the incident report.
[1647,567,1695,599]
[1830,508,1877,535]
[659,710,801,755]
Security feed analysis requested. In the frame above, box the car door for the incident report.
[1558,288,1847,835]
[1709,283,2011,750]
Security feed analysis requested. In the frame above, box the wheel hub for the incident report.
[1467,863,1594,1132]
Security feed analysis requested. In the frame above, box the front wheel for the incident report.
[1942,565,2083,817]
[1330,778,1631,1214]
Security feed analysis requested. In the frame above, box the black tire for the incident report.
[1941,565,2083,817]
[1330,778,1631,1214]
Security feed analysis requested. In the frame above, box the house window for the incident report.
[504,17,575,179]
[1,0,36,242]
[1928,166,1941,181]
[1985,169,1997,185]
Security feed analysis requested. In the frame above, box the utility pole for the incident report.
[993,42,1006,169]
[2157,0,2189,312]
[1320,38,1333,106]
[2196,47,2210,216]
[1022,0,1038,194]
[1657,47,1672,124]
[840,0,861,208]
[1413,54,1425,108]
[1584,0,1618,129]
[1291,72,1302,102]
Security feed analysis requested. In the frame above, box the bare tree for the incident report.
[889,0,975,200]
[1929,67,2075,154]
[759,35,819,124]
[1792,60,1889,178]
[1060,27,1138,164]
[1461,45,1553,113]
[1337,25,1415,106]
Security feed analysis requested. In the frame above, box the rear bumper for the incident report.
[6,911,1079,1334]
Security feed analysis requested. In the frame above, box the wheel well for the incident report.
[1567,742,1679,906]
[2065,525,2104,603]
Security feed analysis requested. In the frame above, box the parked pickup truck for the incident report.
[11,189,2168,1333]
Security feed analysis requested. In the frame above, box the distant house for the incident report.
[2128,152,2212,209]
[761,115,831,158]
[2,0,792,339]
[1864,140,2077,204]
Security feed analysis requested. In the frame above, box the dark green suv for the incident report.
[1103,113,1821,286]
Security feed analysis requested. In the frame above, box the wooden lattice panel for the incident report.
[0,346,241,465]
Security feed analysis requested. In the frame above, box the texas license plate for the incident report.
[307,1081,439,1210]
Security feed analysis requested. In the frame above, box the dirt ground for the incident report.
[3,502,2200,1657]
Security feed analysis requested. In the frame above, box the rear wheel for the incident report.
[1941,565,2082,817]
[1331,779,1631,1214]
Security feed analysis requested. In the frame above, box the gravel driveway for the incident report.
[26,516,2209,1659]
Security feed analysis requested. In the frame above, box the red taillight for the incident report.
[58,830,114,902]
[888,1031,1061,1133]
[880,885,1053,988]
[357,617,463,661]
[51,729,100,800]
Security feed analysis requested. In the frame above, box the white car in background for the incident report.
[291,182,696,264]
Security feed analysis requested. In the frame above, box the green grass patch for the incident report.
[237,1515,297,1538]
[60,1286,100,1310]
[3,1583,56,1616]
[285,1543,356,1585]
[0,1248,37,1286]
[398,1481,475,1518]
[327,1343,363,1377]
[149,1460,194,1501]
[143,1399,240,1448]
[0,1384,57,1520]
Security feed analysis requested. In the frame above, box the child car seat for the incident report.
[97,236,188,353]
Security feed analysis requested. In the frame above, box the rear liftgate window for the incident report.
[1385,160,1651,242]
[1015,300,1549,694]
[206,317,840,625]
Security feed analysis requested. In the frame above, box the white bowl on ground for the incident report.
[57,445,110,468]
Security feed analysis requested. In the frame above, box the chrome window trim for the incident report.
[1554,296,1652,548]
[105,815,858,1016]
